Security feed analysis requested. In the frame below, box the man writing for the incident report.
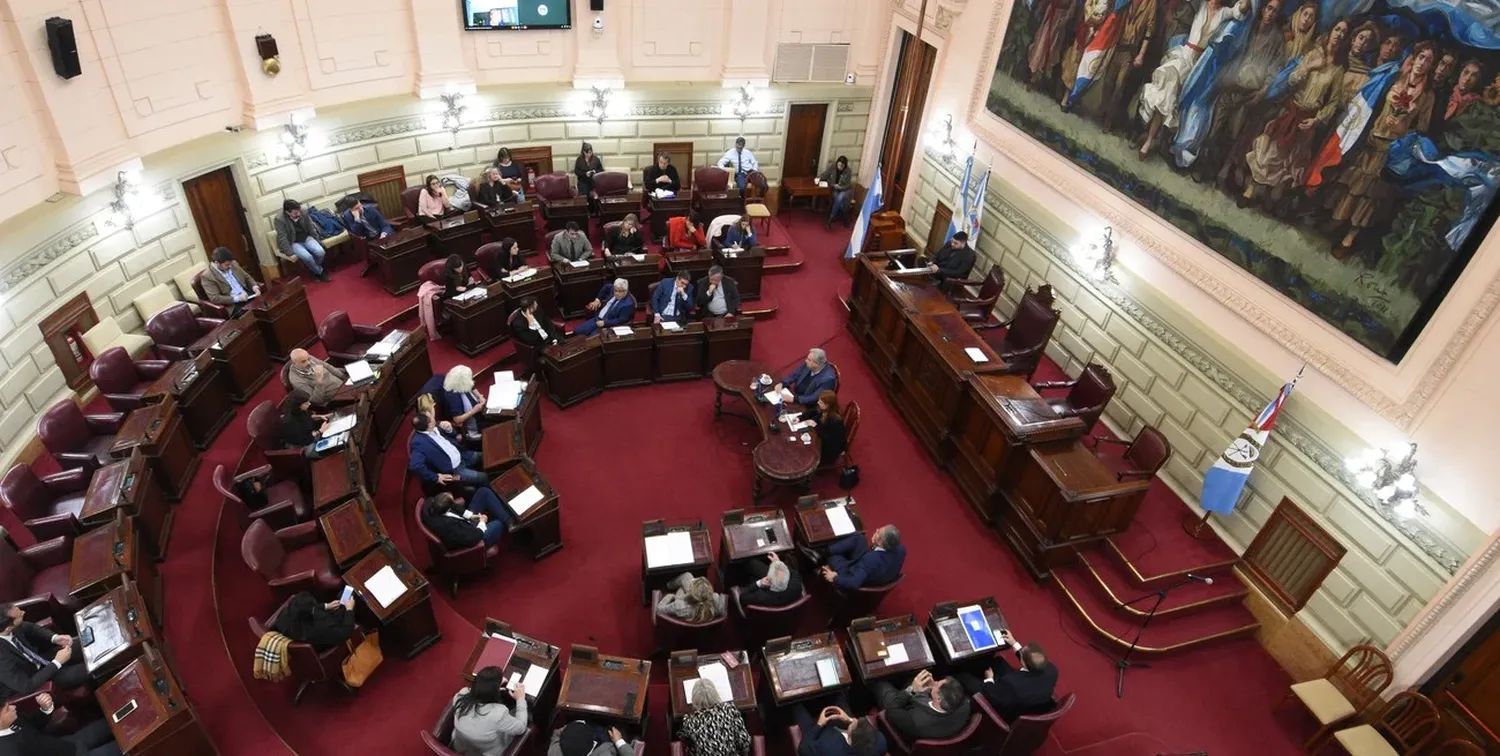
[548,222,594,265]
[695,265,741,318]
[0,604,89,701]
[287,348,348,407]
[200,247,261,317]
[718,137,760,193]
[651,271,694,325]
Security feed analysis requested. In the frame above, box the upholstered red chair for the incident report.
[401,186,426,224]
[144,303,225,360]
[731,585,811,649]
[694,166,730,194]
[0,464,91,542]
[37,401,123,470]
[829,575,903,626]
[671,737,763,756]
[212,464,309,532]
[1033,363,1116,433]
[977,692,1074,755]
[650,588,728,655]
[190,270,231,319]
[247,594,356,706]
[88,346,170,413]
[1092,426,1171,482]
[877,710,985,756]
[985,285,1059,381]
[421,698,536,755]
[240,518,342,598]
[414,497,501,597]
[944,267,1006,327]
[593,171,630,197]
[319,310,387,365]
[247,400,312,483]
[534,172,577,224]
[0,529,81,624]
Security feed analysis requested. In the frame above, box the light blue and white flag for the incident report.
[845,163,885,260]
[1200,368,1303,515]
[944,155,974,246]
[964,167,991,245]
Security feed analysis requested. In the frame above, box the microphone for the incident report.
[1184,573,1214,585]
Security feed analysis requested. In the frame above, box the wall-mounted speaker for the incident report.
[44,18,81,80]
[590,0,605,11]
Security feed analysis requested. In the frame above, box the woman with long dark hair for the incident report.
[450,666,530,756]
[279,389,327,449]
[799,389,847,465]
[271,590,355,652]
[484,237,525,280]
[574,142,605,211]
[417,174,452,221]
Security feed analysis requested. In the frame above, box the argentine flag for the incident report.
[1199,371,1301,515]
[845,164,884,260]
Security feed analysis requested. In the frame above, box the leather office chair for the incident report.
[88,346,170,413]
[534,172,577,225]
[37,401,123,470]
[0,528,81,625]
[246,400,312,483]
[0,464,91,543]
[475,242,522,281]
[212,464,308,532]
[240,518,342,598]
[190,270,232,319]
[1033,363,1116,433]
[730,585,811,649]
[671,737,764,756]
[830,574,903,626]
[986,285,1060,381]
[401,186,426,224]
[694,166,730,195]
[877,710,984,756]
[421,699,536,755]
[1429,739,1487,756]
[1092,427,1171,482]
[976,692,1075,755]
[414,497,501,597]
[319,311,387,365]
[79,316,154,362]
[593,171,630,197]
[247,594,356,706]
[144,303,225,360]
[650,588,728,655]
[944,267,1006,328]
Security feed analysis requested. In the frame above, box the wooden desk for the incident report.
[601,325,654,388]
[641,521,713,604]
[667,649,756,721]
[345,543,440,658]
[491,459,563,560]
[381,328,433,410]
[951,374,1086,526]
[716,246,766,300]
[70,513,162,627]
[762,632,852,706]
[782,177,831,212]
[847,614,935,683]
[480,420,526,474]
[140,350,233,449]
[543,336,604,408]
[557,648,651,727]
[488,378,543,456]
[248,276,318,361]
[891,311,1007,461]
[553,258,609,318]
[312,447,362,512]
[711,361,819,500]
[607,253,663,304]
[462,619,562,725]
[704,316,754,371]
[599,193,643,225]
[75,579,156,679]
[483,201,538,255]
[543,197,589,231]
[697,191,744,219]
[370,227,434,295]
[319,494,385,569]
[1000,441,1151,579]
[794,495,864,549]
[654,322,705,380]
[447,282,511,356]
[426,211,488,268]
[95,644,214,755]
[665,250,715,282]
[80,452,168,559]
[109,397,198,502]
[203,314,271,402]
[718,508,792,585]
[648,195,691,240]
[926,598,1008,667]
[846,255,955,387]
[499,267,559,320]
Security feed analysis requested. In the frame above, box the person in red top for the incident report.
[666,211,706,251]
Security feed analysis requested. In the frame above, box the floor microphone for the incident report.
[1185,573,1214,585]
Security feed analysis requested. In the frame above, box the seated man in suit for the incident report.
[510,296,566,348]
[650,271,694,326]
[407,412,488,487]
[201,246,262,317]
[0,693,122,756]
[792,697,885,756]
[0,604,91,701]
[342,199,393,241]
[954,631,1058,721]
[737,552,803,608]
[288,348,348,406]
[421,490,512,548]
[872,670,972,742]
[695,265,741,318]
[776,348,838,406]
[924,231,976,284]
[574,278,636,337]
[548,222,593,265]
[819,525,905,589]
[548,721,635,756]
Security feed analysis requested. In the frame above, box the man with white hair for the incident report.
[776,348,838,406]
[573,278,637,336]
[440,365,488,441]
[737,551,803,608]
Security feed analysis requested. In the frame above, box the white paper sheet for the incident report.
[365,565,408,608]
[365,341,397,359]
[660,321,682,331]
[611,326,634,336]
[521,662,549,693]
[883,642,909,666]
[644,531,695,568]
[454,287,486,301]
[507,485,545,517]
[505,268,537,282]
[761,390,783,405]
[322,414,357,437]
[682,662,733,701]
[816,658,840,687]
[487,382,521,412]
[569,260,590,268]
[825,504,856,536]
[963,347,989,363]
[631,253,646,262]
[495,370,515,383]
[344,360,375,385]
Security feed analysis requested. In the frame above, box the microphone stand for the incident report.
[1091,575,1202,699]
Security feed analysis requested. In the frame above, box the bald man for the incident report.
[287,348,347,406]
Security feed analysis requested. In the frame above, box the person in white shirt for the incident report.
[0,603,90,700]
[717,137,759,193]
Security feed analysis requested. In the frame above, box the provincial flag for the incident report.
[1199,370,1301,515]
[1064,0,1131,106]
[845,163,885,260]
[944,155,974,246]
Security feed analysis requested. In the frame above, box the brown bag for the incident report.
[342,631,383,687]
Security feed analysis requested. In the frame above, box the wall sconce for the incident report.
[933,114,959,161]
[255,33,280,77]
[1072,226,1117,283]
[728,82,763,130]
[1346,442,1423,518]
[578,83,617,125]
[106,170,152,230]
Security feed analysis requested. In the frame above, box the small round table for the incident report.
[711,360,820,500]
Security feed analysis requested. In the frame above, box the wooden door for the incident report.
[783,104,828,180]
[182,167,261,281]
[1426,615,1500,751]
[926,201,952,255]
[877,31,938,214]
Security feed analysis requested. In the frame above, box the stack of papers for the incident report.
[453,287,487,301]
[344,360,375,385]
[825,503,856,536]
[682,662,733,700]
[660,321,682,332]
[487,371,525,411]
[569,260,591,268]
[365,565,408,608]
[964,347,990,363]
[611,326,635,336]
[644,531,695,568]
[506,485,545,517]
[630,253,646,262]
[816,658,840,687]
[884,643,909,666]
[653,189,676,199]
[504,268,537,283]
[507,662,550,695]
[323,414,357,436]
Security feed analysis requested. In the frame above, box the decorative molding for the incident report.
[1387,533,1500,663]
[0,223,99,295]
[245,152,270,170]
[837,102,855,113]
[935,6,957,31]
[962,0,1500,433]
[326,118,429,147]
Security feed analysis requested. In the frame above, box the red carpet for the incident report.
[108,211,1321,755]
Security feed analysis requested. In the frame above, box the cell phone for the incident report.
[340,585,354,604]
[763,526,777,544]
[112,700,137,722]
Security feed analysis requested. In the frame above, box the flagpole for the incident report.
[1182,508,1216,541]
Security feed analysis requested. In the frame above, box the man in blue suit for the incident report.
[342,200,393,240]
[650,271,694,325]
[820,524,905,589]
[776,348,838,406]
[574,278,637,336]
[407,412,488,486]
[793,699,885,756]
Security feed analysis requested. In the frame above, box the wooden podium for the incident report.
[80,451,170,559]
[648,195,691,241]
[654,322,705,380]
[446,282,511,356]
[553,258,609,317]
[95,644,214,755]
[705,316,754,370]
[70,513,162,627]
[499,268,559,320]
[483,201,538,255]
[203,314,271,402]
[716,246,766,299]
[140,351,233,449]
[319,494,385,569]
[312,447,362,512]
[543,197,589,231]
[109,397,198,502]
[607,253,663,304]
[384,329,434,410]
[601,325,654,388]
[889,311,1006,462]
[492,459,563,560]
[75,578,157,678]
[599,192,643,225]
[542,336,604,408]
[248,277,318,361]
[697,190,744,219]
[487,378,543,456]
[426,211,488,268]
[370,227,435,295]
[665,250,715,282]
[346,543,440,658]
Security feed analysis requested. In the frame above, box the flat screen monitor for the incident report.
[462,0,572,31]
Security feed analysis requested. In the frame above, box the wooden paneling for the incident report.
[876,31,937,213]
[1426,612,1500,751]
[783,104,828,180]
[183,167,259,280]
[926,201,952,256]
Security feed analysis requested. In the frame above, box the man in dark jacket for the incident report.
[737,552,803,608]
[422,490,512,548]
[0,694,121,756]
[0,604,90,701]
[871,670,972,742]
[272,199,328,280]
[792,698,885,756]
[955,632,1059,721]
[695,266,740,317]
[925,231,976,283]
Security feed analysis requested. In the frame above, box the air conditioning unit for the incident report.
[772,44,850,83]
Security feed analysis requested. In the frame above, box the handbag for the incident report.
[839,463,860,490]
[342,631,383,688]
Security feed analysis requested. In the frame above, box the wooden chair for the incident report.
[1091,426,1171,482]
[1328,691,1440,756]
[1034,363,1116,433]
[944,267,1006,327]
[1427,739,1485,756]
[1277,643,1394,750]
[987,285,1060,381]
[357,166,409,228]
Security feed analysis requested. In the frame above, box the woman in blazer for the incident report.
[799,390,847,466]
[450,667,530,756]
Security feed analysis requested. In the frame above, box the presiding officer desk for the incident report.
[846,253,1151,579]
[542,316,756,407]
